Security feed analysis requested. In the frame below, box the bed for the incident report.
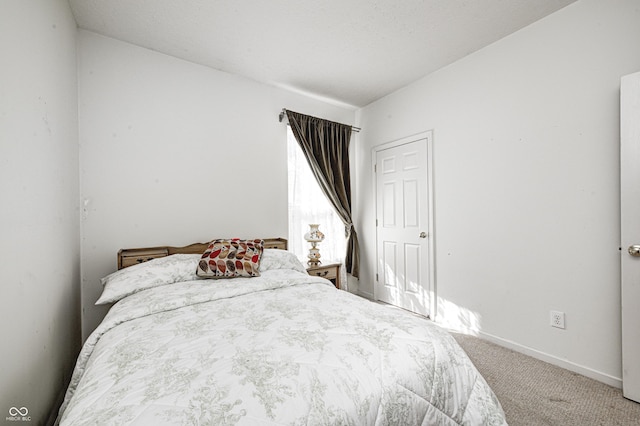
[57,238,507,425]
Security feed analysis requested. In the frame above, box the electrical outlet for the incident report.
[550,311,565,329]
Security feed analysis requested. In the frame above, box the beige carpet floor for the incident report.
[452,332,640,426]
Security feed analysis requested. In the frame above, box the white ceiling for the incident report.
[68,0,577,108]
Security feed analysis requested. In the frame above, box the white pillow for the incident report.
[259,249,308,274]
[95,249,307,305]
[96,254,200,305]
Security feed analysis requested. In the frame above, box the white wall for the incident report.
[0,1,80,424]
[355,0,640,386]
[78,31,356,340]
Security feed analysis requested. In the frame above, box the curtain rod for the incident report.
[279,109,361,133]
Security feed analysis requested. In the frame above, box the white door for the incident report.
[621,71,640,403]
[374,133,434,317]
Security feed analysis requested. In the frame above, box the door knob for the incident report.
[419,232,427,238]
[628,245,640,257]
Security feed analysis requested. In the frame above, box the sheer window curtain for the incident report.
[287,128,348,288]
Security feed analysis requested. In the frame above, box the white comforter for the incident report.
[58,251,507,425]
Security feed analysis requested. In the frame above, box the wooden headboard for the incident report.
[117,238,288,270]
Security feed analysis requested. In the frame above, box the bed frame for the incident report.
[117,238,288,270]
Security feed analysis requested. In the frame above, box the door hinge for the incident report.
[374,164,377,173]
[376,273,379,281]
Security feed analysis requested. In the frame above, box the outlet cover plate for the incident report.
[551,311,565,329]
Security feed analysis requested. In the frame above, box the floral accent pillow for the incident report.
[196,238,264,278]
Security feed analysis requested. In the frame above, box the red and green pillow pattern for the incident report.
[196,238,264,278]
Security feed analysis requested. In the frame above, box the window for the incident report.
[287,128,346,267]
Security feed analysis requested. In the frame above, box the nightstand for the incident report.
[307,263,341,289]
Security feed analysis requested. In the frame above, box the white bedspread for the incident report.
[58,259,506,425]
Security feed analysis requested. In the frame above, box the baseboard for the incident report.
[357,290,374,300]
[477,330,622,389]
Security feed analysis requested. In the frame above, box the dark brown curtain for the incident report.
[286,110,360,278]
